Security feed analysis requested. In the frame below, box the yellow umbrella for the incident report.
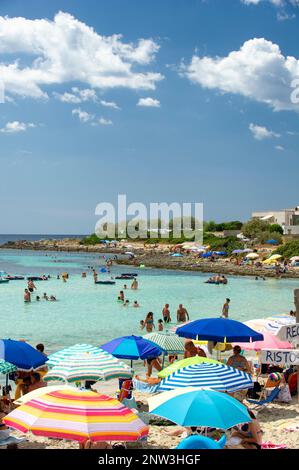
[268,254,282,260]
[158,356,222,379]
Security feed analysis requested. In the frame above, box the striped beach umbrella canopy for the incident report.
[158,356,222,379]
[101,335,166,360]
[158,362,253,392]
[143,332,185,354]
[46,344,102,368]
[3,389,148,442]
[0,359,17,375]
[44,351,133,383]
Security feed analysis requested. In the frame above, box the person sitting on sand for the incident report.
[133,301,139,308]
[24,289,31,303]
[227,346,251,373]
[146,356,162,377]
[79,439,112,450]
[230,408,262,449]
[162,304,171,323]
[28,373,46,393]
[158,319,164,331]
[184,340,206,358]
[177,304,189,323]
[144,312,155,333]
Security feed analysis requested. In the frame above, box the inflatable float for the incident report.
[95,280,116,285]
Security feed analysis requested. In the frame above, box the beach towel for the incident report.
[133,378,160,394]
[261,441,287,450]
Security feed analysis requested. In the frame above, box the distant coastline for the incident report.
[1,236,299,279]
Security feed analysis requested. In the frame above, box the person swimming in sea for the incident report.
[177,304,189,323]
[133,301,140,308]
[123,300,130,307]
[27,279,36,293]
[24,289,31,302]
[162,304,171,323]
[119,291,125,301]
[131,278,138,290]
[222,298,230,318]
[43,293,49,301]
[140,320,145,330]
[144,312,155,333]
[158,319,164,331]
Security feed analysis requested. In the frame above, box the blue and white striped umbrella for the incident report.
[158,362,253,393]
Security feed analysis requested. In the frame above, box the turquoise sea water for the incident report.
[0,249,298,354]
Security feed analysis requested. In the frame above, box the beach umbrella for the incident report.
[266,239,279,245]
[176,318,263,343]
[158,356,222,379]
[14,385,75,405]
[232,249,243,254]
[43,351,132,383]
[0,339,47,372]
[232,331,293,351]
[290,256,299,262]
[46,344,103,368]
[171,253,183,257]
[0,359,17,375]
[245,253,259,260]
[242,248,253,253]
[157,362,253,392]
[143,332,185,355]
[101,335,166,361]
[268,254,282,260]
[148,387,251,429]
[4,389,148,443]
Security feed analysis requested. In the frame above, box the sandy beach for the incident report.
[8,394,299,449]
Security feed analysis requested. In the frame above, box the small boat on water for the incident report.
[115,276,135,280]
[122,273,138,277]
[27,276,48,281]
[0,278,9,284]
[4,275,25,281]
[95,280,116,285]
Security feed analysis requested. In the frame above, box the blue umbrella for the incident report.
[148,387,252,429]
[171,253,183,257]
[176,434,227,449]
[176,318,263,342]
[158,362,253,392]
[232,249,243,254]
[266,239,279,245]
[101,335,166,360]
[214,251,227,256]
[201,252,213,258]
[0,339,47,372]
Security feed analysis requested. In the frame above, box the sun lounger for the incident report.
[247,386,280,407]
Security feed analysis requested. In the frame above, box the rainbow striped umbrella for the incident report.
[44,351,133,383]
[3,389,148,442]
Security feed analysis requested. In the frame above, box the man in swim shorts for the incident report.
[162,304,171,323]
[177,304,189,323]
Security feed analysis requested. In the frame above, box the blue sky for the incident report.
[0,0,299,233]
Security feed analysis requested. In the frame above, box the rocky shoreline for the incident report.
[1,238,299,278]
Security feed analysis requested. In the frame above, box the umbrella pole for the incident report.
[162,354,165,369]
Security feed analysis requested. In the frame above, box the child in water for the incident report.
[158,319,164,331]
[140,320,145,330]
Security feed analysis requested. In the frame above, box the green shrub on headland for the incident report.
[275,240,299,259]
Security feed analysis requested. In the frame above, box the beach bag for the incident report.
[277,385,292,403]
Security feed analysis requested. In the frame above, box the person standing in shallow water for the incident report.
[24,289,31,302]
[222,298,230,318]
[144,312,155,333]
[162,304,171,323]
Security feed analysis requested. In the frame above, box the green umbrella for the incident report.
[158,356,222,379]
[0,359,17,375]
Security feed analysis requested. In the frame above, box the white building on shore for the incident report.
[252,206,299,236]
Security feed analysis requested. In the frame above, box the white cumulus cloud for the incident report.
[100,100,120,110]
[72,108,94,123]
[0,121,36,133]
[0,11,163,100]
[54,88,98,104]
[249,123,280,140]
[98,117,113,125]
[137,97,160,107]
[182,38,299,112]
